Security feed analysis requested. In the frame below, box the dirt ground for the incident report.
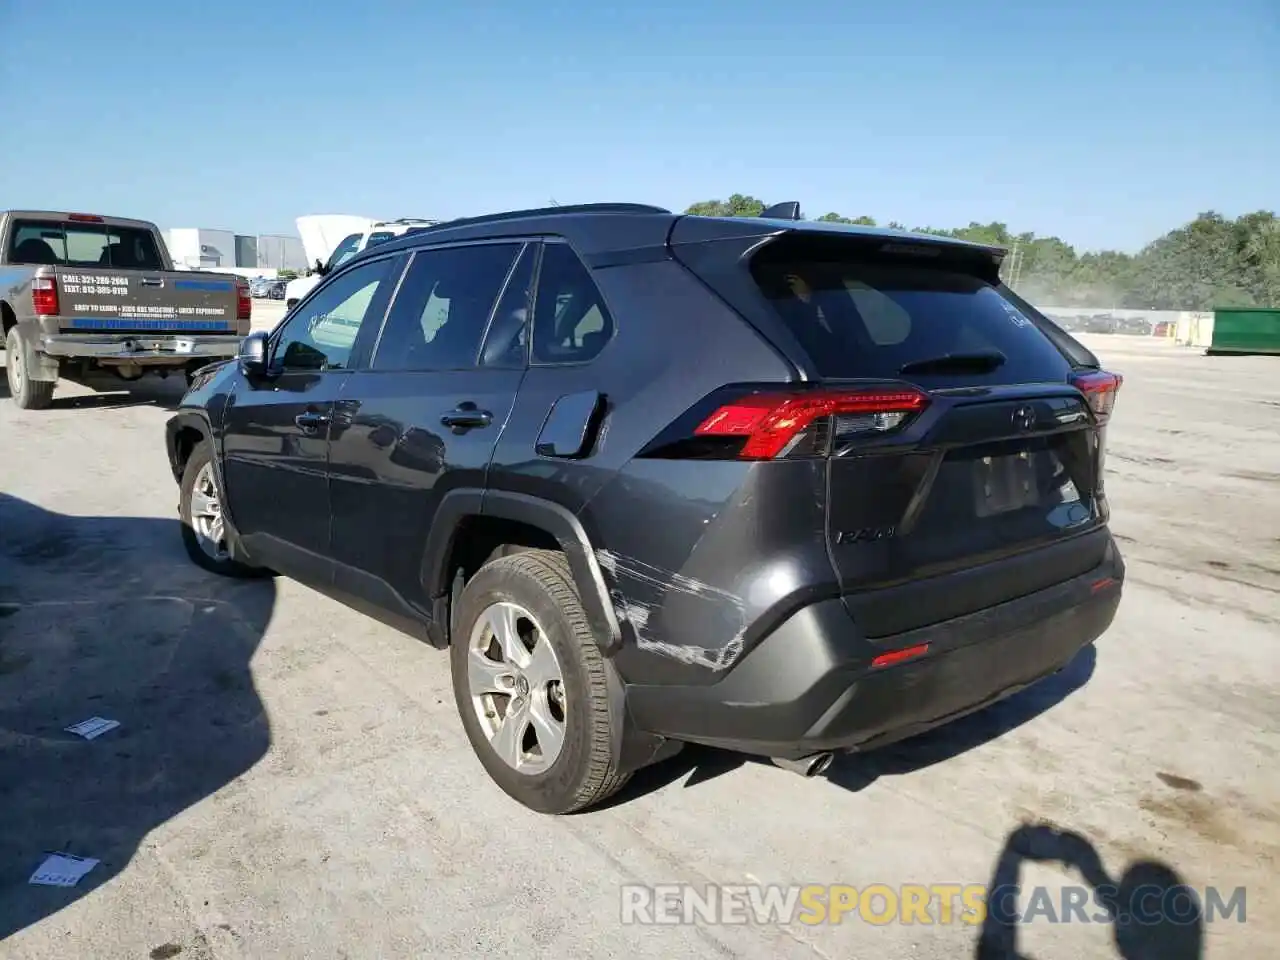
[1,326,1276,959]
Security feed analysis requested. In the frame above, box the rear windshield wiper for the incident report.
[898,350,1007,375]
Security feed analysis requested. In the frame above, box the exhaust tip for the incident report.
[771,752,835,778]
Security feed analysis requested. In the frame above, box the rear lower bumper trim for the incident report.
[624,541,1124,759]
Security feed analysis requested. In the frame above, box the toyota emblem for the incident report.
[1011,406,1036,431]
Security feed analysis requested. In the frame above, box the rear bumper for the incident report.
[39,333,242,363]
[624,539,1124,760]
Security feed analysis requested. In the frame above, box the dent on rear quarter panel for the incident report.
[584,457,836,687]
[488,255,807,684]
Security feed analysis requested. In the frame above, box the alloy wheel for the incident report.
[467,601,567,774]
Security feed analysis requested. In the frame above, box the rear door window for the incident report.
[370,243,521,371]
[750,243,1072,384]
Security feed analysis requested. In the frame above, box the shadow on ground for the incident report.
[0,363,187,410]
[974,822,1204,959]
[0,492,275,942]
[609,641,1097,804]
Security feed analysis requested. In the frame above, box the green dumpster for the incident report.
[1209,308,1280,356]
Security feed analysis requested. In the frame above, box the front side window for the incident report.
[274,258,396,371]
[365,231,397,249]
[530,243,614,364]
[8,219,164,270]
[371,243,521,371]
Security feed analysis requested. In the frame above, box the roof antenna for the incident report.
[760,201,802,220]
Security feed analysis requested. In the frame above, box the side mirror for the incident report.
[238,330,269,376]
[313,258,329,277]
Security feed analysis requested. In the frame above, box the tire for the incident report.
[450,549,631,814]
[5,327,55,410]
[178,440,267,578]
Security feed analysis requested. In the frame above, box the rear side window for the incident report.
[531,243,615,364]
[750,243,1072,384]
[8,219,164,270]
[365,231,397,248]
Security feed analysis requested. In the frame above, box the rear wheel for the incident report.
[5,327,55,410]
[178,440,268,578]
[450,549,630,814]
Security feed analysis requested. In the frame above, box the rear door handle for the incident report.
[440,402,492,431]
[139,278,165,287]
[295,411,331,433]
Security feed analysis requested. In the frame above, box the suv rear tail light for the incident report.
[693,387,929,459]
[236,280,252,321]
[1070,370,1122,423]
[31,276,59,316]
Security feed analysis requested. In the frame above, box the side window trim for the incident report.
[267,252,404,372]
[346,253,410,371]
[366,248,420,369]
[475,241,535,369]
[528,238,617,367]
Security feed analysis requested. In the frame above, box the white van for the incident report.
[284,217,440,309]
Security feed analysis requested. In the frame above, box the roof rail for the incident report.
[374,217,441,227]
[409,202,670,233]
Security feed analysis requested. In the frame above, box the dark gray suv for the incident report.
[164,202,1125,814]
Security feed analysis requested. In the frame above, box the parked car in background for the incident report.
[1,210,249,408]
[267,279,287,300]
[165,202,1124,815]
[284,218,440,309]
[249,277,274,298]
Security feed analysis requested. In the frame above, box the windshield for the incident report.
[8,219,165,270]
[325,232,365,271]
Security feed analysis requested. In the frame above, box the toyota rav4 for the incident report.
[164,202,1125,814]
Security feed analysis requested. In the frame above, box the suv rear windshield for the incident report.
[749,239,1072,384]
[8,219,165,270]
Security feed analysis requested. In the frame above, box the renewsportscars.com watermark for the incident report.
[620,883,1247,927]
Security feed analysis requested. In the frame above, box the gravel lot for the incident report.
[1,316,1277,960]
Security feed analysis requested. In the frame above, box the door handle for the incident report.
[139,277,165,287]
[295,411,331,433]
[440,402,493,431]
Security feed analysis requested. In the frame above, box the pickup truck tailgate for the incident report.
[54,267,246,335]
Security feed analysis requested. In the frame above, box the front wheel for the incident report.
[5,327,55,410]
[178,440,268,578]
[450,549,630,814]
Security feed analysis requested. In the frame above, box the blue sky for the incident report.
[2,0,1275,252]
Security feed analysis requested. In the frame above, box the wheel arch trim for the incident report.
[423,488,623,655]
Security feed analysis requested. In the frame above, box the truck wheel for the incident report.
[450,549,631,814]
[5,327,55,410]
[178,440,269,578]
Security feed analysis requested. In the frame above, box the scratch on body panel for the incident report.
[597,550,746,671]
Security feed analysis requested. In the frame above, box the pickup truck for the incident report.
[0,210,250,409]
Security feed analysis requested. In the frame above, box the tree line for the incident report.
[685,194,1280,312]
